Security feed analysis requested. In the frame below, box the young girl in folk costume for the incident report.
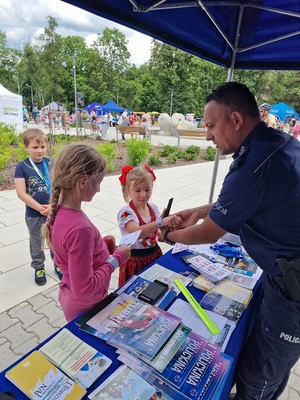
[117,165,181,286]
[42,143,131,321]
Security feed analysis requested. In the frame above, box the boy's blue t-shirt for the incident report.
[14,157,51,218]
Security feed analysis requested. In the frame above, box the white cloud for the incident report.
[128,32,152,66]
[1,0,152,66]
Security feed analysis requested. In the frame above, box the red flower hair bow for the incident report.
[119,165,133,185]
[144,164,156,181]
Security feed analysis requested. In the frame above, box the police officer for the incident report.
[162,82,300,399]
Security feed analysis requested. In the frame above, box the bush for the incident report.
[186,145,200,156]
[0,123,20,146]
[0,151,12,171]
[202,146,216,161]
[159,145,178,157]
[182,152,198,161]
[166,153,178,164]
[97,142,117,171]
[125,138,152,166]
[148,155,163,167]
[174,149,185,158]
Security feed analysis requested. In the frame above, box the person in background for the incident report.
[42,143,131,321]
[162,82,300,399]
[89,108,96,120]
[22,106,28,128]
[139,117,151,140]
[64,112,70,131]
[289,114,297,128]
[14,129,62,285]
[293,120,300,139]
[32,107,39,124]
[259,103,277,128]
[142,111,152,124]
[177,117,183,129]
[117,165,181,286]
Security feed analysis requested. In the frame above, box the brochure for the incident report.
[85,293,182,360]
[139,263,192,294]
[39,328,112,389]
[187,255,231,282]
[88,364,156,400]
[119,230,141,247]
[200,291,246,322]
[5,350,86,400]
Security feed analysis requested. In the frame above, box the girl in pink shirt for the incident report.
[42,143,130,321]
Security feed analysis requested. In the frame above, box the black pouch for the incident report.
[0,392,16,400]
[276,256,300,301]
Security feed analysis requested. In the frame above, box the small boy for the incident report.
[14,128,62,285]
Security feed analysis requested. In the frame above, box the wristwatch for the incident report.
[163,230,175,246]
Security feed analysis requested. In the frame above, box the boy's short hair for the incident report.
[22,128,48,146]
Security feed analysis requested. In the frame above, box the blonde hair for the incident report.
[42,142,107,247]
[121,166,155,203]
[22,128,47,146]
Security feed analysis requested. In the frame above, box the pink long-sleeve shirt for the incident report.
[51,206,126,321]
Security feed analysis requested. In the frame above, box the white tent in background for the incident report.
[0,84,23,130]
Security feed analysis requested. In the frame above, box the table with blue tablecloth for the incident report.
[0,249,262,399]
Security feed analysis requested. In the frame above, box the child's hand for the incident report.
[162,215,182,228]
[40,204,51,216]
[116,245,131,262]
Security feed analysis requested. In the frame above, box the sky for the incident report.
[1,0,153,66]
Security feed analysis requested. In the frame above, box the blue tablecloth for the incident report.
[0,249,262,399]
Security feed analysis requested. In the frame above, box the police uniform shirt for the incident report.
[209,122,300,275]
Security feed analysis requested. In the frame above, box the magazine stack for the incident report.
[78,292,233,400]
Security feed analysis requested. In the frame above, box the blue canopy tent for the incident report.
[270,102,300,123]
[62,0,300,200]
[85,102,103,115]
[102,99,125,114]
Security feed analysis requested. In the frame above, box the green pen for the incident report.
[174,279,220,335]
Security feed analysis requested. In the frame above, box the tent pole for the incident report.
[208,65,235,203]
[208,5,244,203]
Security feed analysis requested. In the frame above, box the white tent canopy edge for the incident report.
[0,84,23,131]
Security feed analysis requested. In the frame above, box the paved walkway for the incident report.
[0,127,299,399]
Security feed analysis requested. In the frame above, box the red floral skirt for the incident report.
[118,244,162,287]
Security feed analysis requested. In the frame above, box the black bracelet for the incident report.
[163,230,175,246]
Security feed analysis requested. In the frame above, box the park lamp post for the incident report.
[170,89,174,117]
[73,56,79,136]
[26,84,34,112]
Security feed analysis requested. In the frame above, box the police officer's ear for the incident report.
[231,111,243,130]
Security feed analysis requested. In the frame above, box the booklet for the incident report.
[139,263,192,294]
[167,298,229,347]
[5,350,86,400]
[225,272,257,290]
[116,274,152,298]
[212,280,253,306]
[88,364,156,400]
[187,255,231,282]
[200,291,246,322]
[117,331,211,390]
[39,328,112,389]
[85,293,182,360]
[193,274,216,292]
[119,230,141,246]
[118,345,233,400]
[117,324,192,373]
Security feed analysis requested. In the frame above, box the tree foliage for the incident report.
[1,19,299,117]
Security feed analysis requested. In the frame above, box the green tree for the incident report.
[36,16,67,105]
[0,31,22,93]
[91,28,131,95]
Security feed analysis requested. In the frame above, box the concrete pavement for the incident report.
[0,127,299,399]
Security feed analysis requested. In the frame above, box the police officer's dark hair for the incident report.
[206,82,260,119]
